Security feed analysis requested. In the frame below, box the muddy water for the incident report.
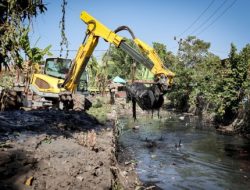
[117,113,250,190]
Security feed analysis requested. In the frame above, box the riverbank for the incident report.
[0,107,141,190]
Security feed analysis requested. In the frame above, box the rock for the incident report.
[124,161,130,165]
[25,176,34,186]
[85,165,92,171]
[98,161,104,166]
[121,170,128,177]
[145,138,157,148]
[151,154,156,159]
[132,125,140,130]
[93,167,102,177]
[179,116,185,120]
[76,175,84,181]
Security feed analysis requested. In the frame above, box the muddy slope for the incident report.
[0,110,139,190]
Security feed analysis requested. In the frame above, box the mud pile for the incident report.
[0,110,139,190]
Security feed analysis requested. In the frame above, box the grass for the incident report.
[87,96,111,124]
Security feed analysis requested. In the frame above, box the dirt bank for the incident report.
[0,109,140,190]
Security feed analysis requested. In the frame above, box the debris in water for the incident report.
[25,176,34,186]
[175,139,182,149]
[145,138,157,148]
[133,125,140,130]
[158,135,164,141]
[151,154,157,159]
[179,116,185,120]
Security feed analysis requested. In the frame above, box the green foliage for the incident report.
[0,72,14,88]
[0,0,47,70]
[178,36,210,67]
[167,36,211,111]
[240,44,250,94]
[19,29,52,64]
[167,37,250,127]
[87,97,110,124]
[168,61,193,111]
[106,39,144,80]
[92,98,103,108]
[87,56,99,87]
[152,42,176,68]
[191,54,221,112]
[211,44,248,123]
[86,55,109,94]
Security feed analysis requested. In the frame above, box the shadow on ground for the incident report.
[0,109,112,190]
[0,109,102,139]
[0,149,36,190]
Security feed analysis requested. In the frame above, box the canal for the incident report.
[118,113,250,189]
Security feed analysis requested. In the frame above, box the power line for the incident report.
[51,49,107,52]
[177,0,215,37]
[189,0,228,35]
[196,0,238,36]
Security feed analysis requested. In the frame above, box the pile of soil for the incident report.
[0,109,140,190]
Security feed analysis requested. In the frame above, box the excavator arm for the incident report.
[62,11,124,91]
[133,38,175,86]
[63,11,175,95]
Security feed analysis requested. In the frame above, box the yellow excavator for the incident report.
[0,11,175,111]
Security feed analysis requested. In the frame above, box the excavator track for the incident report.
[59,92,92,111]
[0,89,23,111]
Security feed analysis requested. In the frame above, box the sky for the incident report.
[30,0,250,60]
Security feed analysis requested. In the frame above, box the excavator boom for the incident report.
[62,11,124,91]
[133,38,175,85]
[0,10,175,112]
[63,11,175,93]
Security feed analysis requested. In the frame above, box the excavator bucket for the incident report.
[126,83,164,119]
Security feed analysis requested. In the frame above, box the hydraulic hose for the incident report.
[114,25,136,39]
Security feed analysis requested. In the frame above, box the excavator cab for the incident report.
[44,57,89,95]
[44,58,71,79]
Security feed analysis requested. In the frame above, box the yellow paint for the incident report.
[30,73,65,93]
[29,10,175,96]
[133,38,175,86]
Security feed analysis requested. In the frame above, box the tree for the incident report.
[207,44,248,124]
[152,42,175,68]
[178,36,210,67]
[167,60,193,111]
[87,56,99,87]
[20,29,52,64]
[0,0,47,71]
[240,44,250,95]
[107,39,144,80]
[167,36,211,111]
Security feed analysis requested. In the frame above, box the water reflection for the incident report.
[118,113,250,190]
